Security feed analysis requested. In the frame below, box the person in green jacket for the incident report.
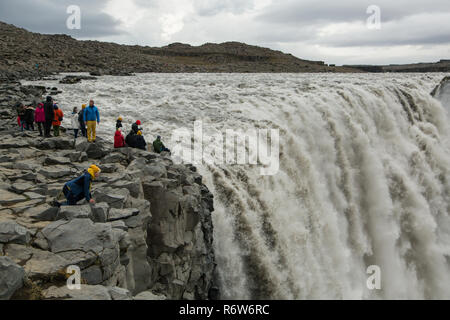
[153,135,170,153]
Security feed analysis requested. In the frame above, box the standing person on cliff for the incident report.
[83,100,100,143]
[43,96,54,137]
[24,103,35,131]
[16,103,26,132]
[78,104,87,138]
[35,103,46,136]
[52,104,64,137]
[70,107,80,139]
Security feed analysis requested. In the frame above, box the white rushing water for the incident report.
[24,73,450,299]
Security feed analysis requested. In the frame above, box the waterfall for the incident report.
[198,74,450,299]
[24,73,450,299]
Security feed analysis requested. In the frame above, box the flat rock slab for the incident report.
[92,188,130,209]
[23,204,59,222]
[134,291,166,300]
[0,139,29,149]
[108,208,139,222]
[43,285,113,300]
[0,190,27,206]
[44,156,72,166]
[39,166,73,179]
[110,220,128,231]
[56,205,93,221]
[0,221,32,245]
[0,256,25,300]
[10,182,34,194]
[4,244,70,280]
[8,199,46,215]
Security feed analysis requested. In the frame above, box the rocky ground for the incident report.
[0,82,219,300]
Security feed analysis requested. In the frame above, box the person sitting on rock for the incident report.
[132,120,142,134]
[135,130,147,150]
[116,117,123,130]
[153,135,170,153]
[52,104,64,137]
[52,165,101,207]
[114,128,125,148]
[125,129,137,148]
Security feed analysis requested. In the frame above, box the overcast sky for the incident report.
[1,0,449,65]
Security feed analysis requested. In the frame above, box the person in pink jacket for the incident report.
[35,103,46,136]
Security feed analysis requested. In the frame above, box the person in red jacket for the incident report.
[52,105,64,137]
[35,103,46,136]
[114,128,125,148]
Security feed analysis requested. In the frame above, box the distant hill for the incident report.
[0,21,357,80]
[344,60,450,73]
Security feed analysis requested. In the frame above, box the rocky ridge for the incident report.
[0,82,218,300]
[0,20,357,81]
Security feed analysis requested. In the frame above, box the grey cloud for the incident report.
[256,0,450,25]
[0,0,124,37]
[318,32,450,48]
[193,0,255,16]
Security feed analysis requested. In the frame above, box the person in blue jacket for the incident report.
[83,99,100,143]
[52,165,101,207]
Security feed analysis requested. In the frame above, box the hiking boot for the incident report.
[50,200,61,208]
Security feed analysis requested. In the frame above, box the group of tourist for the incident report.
[16,96,63,137]
[16,96,99,140]
[16,95,170,154]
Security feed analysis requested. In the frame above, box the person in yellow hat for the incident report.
[135,130,147,150]
[78,104,87,137]
[52,164,101,207]
[116,116,123,130]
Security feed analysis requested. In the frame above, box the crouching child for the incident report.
[52,165,101,207]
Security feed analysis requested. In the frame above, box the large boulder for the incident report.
[0,256,25,300]
[76,140,108,159]
[44,156,72,166]
[41,219,127,286]
[108,208,139,222]
[4,244,70,281]
[91,202,109,223]
[56,204,93,221]
[38,166,74,179]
